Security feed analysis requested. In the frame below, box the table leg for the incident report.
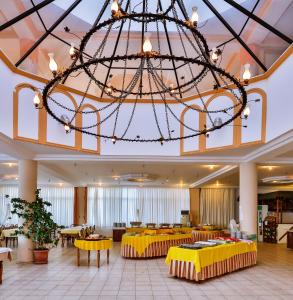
[107,249,110,264]
[77,248,80,267]
[0,261,3,284]
[88,250,90,266]
[97,250,100,268]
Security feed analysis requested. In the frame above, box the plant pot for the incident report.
[33,249,49,264]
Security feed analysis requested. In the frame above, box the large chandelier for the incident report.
[42,0,248,144]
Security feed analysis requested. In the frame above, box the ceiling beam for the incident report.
[189,165,238,188]
[223,0,292,44]
[0,0,55,32]
[243,130,293,163]
[15,0,82,67]
[202,0,267,72]
[0,133,34,160]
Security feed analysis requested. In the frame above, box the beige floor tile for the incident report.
[1,242,292,300]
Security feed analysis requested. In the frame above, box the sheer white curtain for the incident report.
[200,188,236,227]
[39,187,74,226]
[0,185,19,225]
[88,186,189,227]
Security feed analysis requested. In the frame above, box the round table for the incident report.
[121,233,192,258]
[74,239,112,267]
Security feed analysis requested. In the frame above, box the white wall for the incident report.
[0,49,292,156]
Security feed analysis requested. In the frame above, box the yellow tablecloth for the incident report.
[74,239,113,251]
[122,233,192,256]
[60,226,83,235]
[166,242,257,273]
[174,227,193,233]
[0,229,17,238]
[202,225,216,230]
[126,227,145,233]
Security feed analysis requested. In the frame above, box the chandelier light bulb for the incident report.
[191,7,199,25]
[69,43,76,58]
[143,33,152,53]
[169,83,175,95]
[211,48,218,62]
[33,92,41,108]
[111,0,119,14]
[48,53,58,74]
[106,83,113,94]
[243,63,251,84]
[64,124,70,133]
[112,136,117,144]
[243,105,251,119]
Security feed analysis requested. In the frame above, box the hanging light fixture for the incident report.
[169,83,175,95]
[33,91,41,108]
[48,53,58,76]
[143,32,153,53]
[243,105,251,119]
[42,0,247,144]
[191,6,199,26]
[69,42,78,59]
[242,63,251,85]
[111,0,119,14]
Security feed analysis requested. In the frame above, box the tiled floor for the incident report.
[0,242,293,300]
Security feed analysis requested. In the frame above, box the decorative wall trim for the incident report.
[13,83,100,155]
[180,89,267,156]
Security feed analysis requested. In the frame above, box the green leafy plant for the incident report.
[11,189,59,250]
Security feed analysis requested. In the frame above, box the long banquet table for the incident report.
[121,233,192,258]
[125,227,194,234]
[165,241,257,281]
[192,230,224,242]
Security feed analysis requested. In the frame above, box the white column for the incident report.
[18,160,37,263]
[239,162,257,235]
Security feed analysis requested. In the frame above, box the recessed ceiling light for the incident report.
[262,176,293,184]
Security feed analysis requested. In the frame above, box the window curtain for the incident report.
[88,187,190,227]
[0,185,19,225]
[40,187,74,227]
[0,186,74,227]
[200,188,236,228]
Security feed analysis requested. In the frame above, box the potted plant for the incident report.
[11,189,59,264]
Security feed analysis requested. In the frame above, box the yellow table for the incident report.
[60,226,83,247]
[166,241,257,281]
[121,233,192,258]
[0,247,12,284]
[74,239,112,267]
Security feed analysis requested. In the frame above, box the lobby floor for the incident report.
[0,242,293,300]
